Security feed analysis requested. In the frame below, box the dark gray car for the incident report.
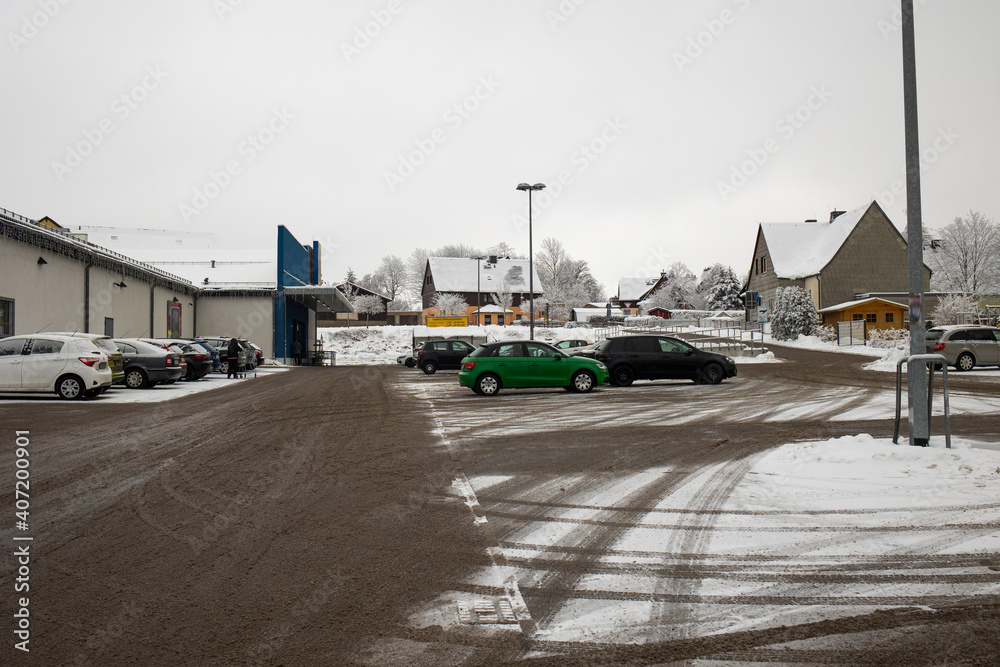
[114,339,185,388]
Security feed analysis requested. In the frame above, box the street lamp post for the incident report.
[472,255,487,326]
[516,182,545,340]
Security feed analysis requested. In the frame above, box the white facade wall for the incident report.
[1,237,85,334]
[195,295,274,359]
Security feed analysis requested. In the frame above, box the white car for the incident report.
[0,334,113,399]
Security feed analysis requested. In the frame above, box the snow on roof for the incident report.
[760,204,870,279]
[428,257,541,293]
[618,276,661,301]
[472,304,513,313]
[573,307,623,318]
[817,297,907,313]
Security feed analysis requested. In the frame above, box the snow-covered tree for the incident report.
[770,286,819,341]
[372,254,408,308]
[534,237,605,318]
[698,264,743,310]
[354,294,385,327]
[344,267,358,284]
[925,211,1000,295]
[338,281,359,303]
[432,292,469,316]
[928,293,979,326]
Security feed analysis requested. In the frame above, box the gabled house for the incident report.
[421,256,543,325]
[616,272,668,315]
[324,281,391,325]
[743,201,931,321]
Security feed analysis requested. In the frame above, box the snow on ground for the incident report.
[0,367,287,404]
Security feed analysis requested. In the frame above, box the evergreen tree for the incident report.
[770,287,818,340]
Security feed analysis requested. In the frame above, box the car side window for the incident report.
[28,339,64,355]
[451,342,473,353]
[948,331,968,342]
[0,339,26,356]
[992,330,1000,342]
[658,338,689,353]
[525,343,558,358]
[431,341,449,351]
[119,343,137,354]
[493,343,525,357]
[623,337,658,353]
[969,330,994,342]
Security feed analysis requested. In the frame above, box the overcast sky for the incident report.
[2,0,997,296]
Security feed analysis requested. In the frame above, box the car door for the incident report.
[657,337,700,379]
[0,337,27,390]
[448,341,476,368]
[622,337,660,379]
[21,338,69,390]
[524,342,565,387]
[971,329,999,365]
[490,342,530,386]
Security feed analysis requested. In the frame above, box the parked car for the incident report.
[46,332,125,386]
[159,338,221,374]
[397,343,423,368]
[416,339,478,374]
[132,339,208,380]
[113,339,184,388]
[591,335,737,386]
[201,337,256,374]
[458,340,609,396]
[569,341,603,357]
[0,334,113,399]
[552,339,590,353]
[925,325,1000,371]
[247,342,264,366]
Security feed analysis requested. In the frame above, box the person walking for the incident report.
[226,337,242,379]
[291,338,303,366]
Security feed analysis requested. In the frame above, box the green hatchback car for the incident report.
[458,340,609,396]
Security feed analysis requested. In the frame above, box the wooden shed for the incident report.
[818,297,908,337]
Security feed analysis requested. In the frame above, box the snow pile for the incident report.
[738,350,779,364]
[762,332,884,357]
[736,434,1000,512]
[863,346,910,372]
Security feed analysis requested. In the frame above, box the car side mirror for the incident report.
[685,349,693,356]
[554,354,563,360]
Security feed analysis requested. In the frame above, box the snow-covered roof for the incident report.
[618,276,661,301]
[818,297,907,314]
[472,304,513,313]
[572,307,623,319]
[427,257,541,293]
[760,204,869,279]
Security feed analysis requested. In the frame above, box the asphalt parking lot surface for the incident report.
[1,346,999,665]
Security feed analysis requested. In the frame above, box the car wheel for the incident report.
[611,366,634,387]
[125,368,148,389]
[55,375,84,400]
[700,362,725,385]
[570,370,596,393]
[422,361,437,375]
[219,360,229,374]
[476,373,501,396]
[956,352,975,372]
[405,358,416,368]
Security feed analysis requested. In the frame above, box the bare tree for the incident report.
[926,211,1000,295]
[373,254,408,308]
[432,292,469,317]
[354,294,385,328]
[492,280,513,323]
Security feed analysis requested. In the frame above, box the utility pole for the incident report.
[902,0,929,446]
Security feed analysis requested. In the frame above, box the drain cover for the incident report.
[457,599,519,625]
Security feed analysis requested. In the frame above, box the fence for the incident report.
[590,320,765,356]
[837,320,867,346]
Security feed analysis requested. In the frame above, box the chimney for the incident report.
[829,209,846,223]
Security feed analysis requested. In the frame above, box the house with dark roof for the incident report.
[743,201,931,322]
[615,272,668,315]
[421,256,543,325]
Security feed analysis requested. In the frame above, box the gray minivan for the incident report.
[926,325,1000,371]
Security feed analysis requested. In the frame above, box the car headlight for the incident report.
[725,357,735,364]
[596,362,607,370]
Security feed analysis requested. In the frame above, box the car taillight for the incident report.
[166,356,176,366]
[78,356,101,367]
[462,362,475,370]
[196,354,208,360]
[934,342,946,351]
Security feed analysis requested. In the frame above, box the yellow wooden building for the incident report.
[818,297,908,337]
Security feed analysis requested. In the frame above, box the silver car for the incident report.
[925,325,1000,371]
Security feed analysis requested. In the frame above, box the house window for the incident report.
[761,257,767,273]
[885,312,894,323]
[484,314,492,325]
[754,258,759,275]
[853,314,865,321]
[866,313,877,323]
[0,298,12,336]
[496,315,503,325]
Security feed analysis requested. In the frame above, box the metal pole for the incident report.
[477,259,481,326]
[529,188,534,341]
[902,0,929,446]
